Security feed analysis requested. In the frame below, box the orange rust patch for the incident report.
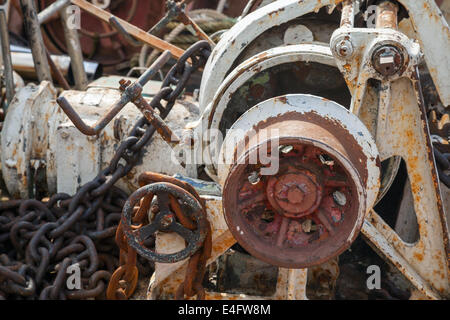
[413,252,424,262]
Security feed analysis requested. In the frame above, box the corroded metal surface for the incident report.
[121,182,207,263]
[330,3,450,298]
[218,94,380,268]
[199,0,346,111]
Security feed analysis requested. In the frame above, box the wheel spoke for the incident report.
[316,209,335,235]
[276,217,290,247]
[237,192,266,211]
[134,223,159,242]
[323,176,348,187]
[169,222,194,242]
[156,192,171,215]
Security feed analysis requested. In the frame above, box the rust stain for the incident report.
[413,252,424,262]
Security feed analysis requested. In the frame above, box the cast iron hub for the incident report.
[223,141,359,268]
[266,168,323,218]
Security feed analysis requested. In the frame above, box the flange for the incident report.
[218,94,380,268]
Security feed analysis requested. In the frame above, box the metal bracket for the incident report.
[330,13,449,298]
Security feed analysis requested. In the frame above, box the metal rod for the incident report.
[109,16,141,46]
[376,1,399,30]
[60,3,88,90]
[340,0,355,28]
[238,0,260,21]
[133,96,180,147]
[70,0,185,59]
[56,50,172,136]
[46,49,70,90]
[137,51,172,86]
[216,0,226,13]
[37,0,70,25]
[147,0,182,37]
[19,0,52,83]
[0,5,14,109]
[178,11,215,47]
[10,49,100,82]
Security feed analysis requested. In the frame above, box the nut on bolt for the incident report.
[335,39,354,59]
[372,45,404,77]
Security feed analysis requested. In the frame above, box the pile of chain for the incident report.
[0,40,211,300]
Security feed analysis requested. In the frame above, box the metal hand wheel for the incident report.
[121,182,208,263]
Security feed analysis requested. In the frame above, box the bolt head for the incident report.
[160,214,174,228]
[335,39,354,58]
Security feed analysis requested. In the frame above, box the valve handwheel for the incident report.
[121,182,208,263]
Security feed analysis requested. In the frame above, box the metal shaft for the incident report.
[37,0,70,25]
[340,0,355,28]
[376,1,399,30]
[60,3,88,90]
[19,0,52,83]
[0,5,14,109]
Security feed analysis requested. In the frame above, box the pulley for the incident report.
[218,94,380,268]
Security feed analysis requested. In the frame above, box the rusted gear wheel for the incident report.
[121,182,208,263]
[218,94,380,268]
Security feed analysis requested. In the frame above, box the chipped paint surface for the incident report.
[332,12,450,297]
[0,81,57,198]
[199,0,345,112]
[202,43,337,173]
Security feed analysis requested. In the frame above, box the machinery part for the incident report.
[147,0,194,37]
[137,172,212,300]
[57,50,172,136]
[10,46,101,83]
[39,0,165,66]
[0,3,14,110]
[147,0,214,46]
[433,147,450,188]
[0,71,24,117]
[200,43,398,203]
[19,0,87,89]
[218,94,380,268]
[69,0,186,60]
[139,9,231,70]
[108,16,141,47]
[37,0,70,24]
[0,40,210,300]
[17,2,72,90]
[1,41,210,198]
[0,80,196,198]
[375,1,399,29]
[19,0,52,82]
[121,182,207,263]
[371,45,404,77]
[198,0,343,112]
[329,1,450,298]
[203,44,348,176]
[199,0,450,111]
